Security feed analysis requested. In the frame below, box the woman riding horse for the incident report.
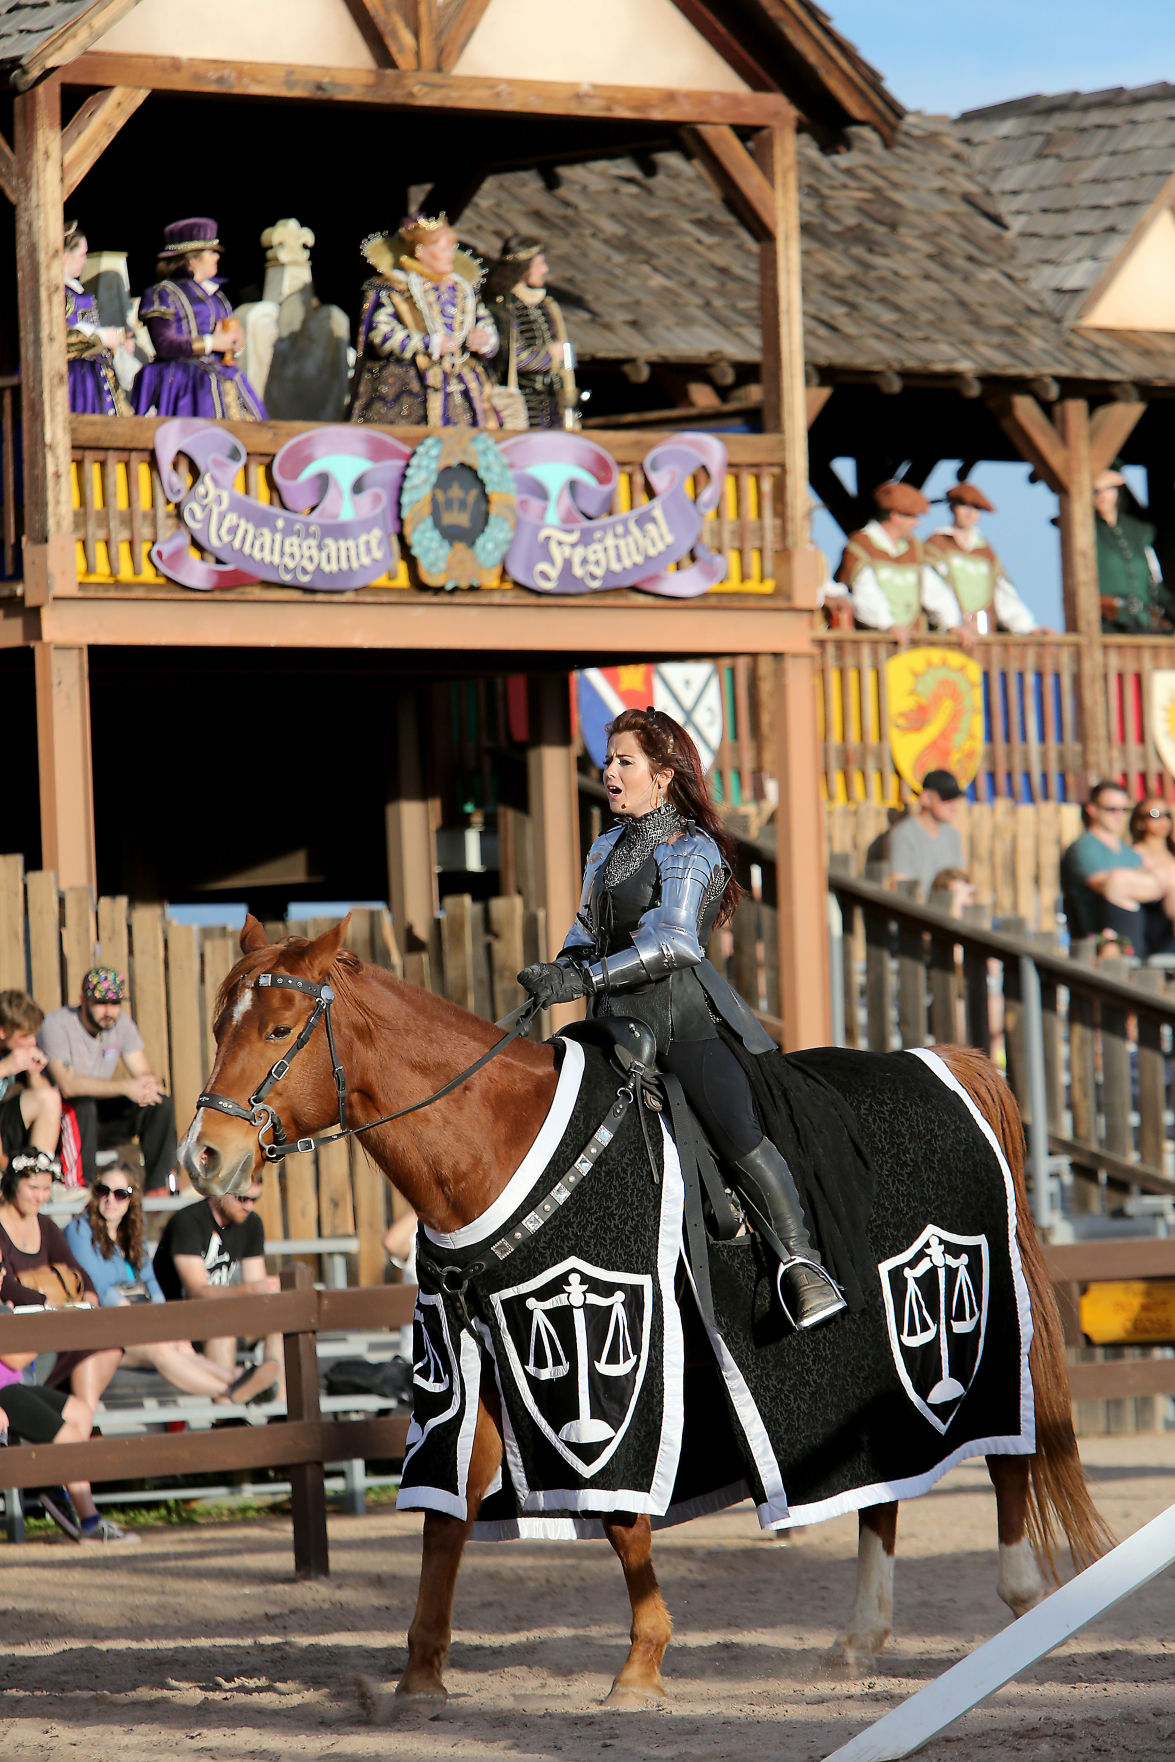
[518,705,845,1331]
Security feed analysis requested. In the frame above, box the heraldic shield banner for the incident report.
[1150,670,1175,780]
[886,646,984,791]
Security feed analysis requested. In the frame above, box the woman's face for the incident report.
[524,252,548,288]
[64,236,88,280]
[188,248,221,282]
[603,730,673,819]
[1136,799,1172,839]
[14,1173,51,1218]
[414,228,457,276]
[96,1177,133,1233]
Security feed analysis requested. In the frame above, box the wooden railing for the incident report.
[68,415,782,595]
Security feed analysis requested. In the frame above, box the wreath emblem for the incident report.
[401,431,517,589]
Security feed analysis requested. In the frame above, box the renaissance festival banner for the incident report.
[150,422,729,598]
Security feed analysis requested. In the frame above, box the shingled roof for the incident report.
[956,84,1175,321]
[0,0,98,69]
[457,112,1175,390]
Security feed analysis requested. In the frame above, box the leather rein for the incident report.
[196,970,536,1163]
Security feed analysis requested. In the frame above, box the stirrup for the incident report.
[775,1254,847,1331]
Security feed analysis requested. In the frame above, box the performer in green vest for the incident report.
[1094,469,1172,634]
[925,483,1040,636]
[834,481,968,646]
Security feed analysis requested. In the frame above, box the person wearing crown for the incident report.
[132,218,266,420]
[924,483,1040,635]
[64,221,129,416]
[484,233,578,429]
[349,213,500,427]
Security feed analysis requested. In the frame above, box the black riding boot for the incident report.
[730,1138,847,1329]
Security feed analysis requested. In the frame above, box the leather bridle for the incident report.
[196,970,535,1164]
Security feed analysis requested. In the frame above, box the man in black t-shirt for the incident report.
[154,1186,284,1402]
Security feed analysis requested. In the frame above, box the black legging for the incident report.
[660,1036,763,1162]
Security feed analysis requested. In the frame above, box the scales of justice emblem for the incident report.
[879,1225,990,1435]
[491,1258,652,1478]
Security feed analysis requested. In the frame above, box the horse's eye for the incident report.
[266,1025,292,1042]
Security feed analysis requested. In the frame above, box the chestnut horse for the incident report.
[181,917,1111,1702]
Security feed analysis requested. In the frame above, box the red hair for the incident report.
[606,707,743,926]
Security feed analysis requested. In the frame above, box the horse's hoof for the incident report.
[823,1635,882,1674]
[604,1678,667,1706]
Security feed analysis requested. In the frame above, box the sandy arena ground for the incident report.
[0,1435,1171,1762]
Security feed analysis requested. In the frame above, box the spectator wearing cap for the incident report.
[886,769,965,899]
[834,481,970,646]
[39,969,177,1195]
[924,483,1042,637]
[1094,469,1172,635]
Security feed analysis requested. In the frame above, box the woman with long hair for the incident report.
[63,1169,244,1400]
[1128,795,1175,959]
[518,706,847,1329]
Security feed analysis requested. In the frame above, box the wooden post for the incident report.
[525,674,581,1031]
[1055,399,1109,782]
[282,1263,329,1580]
[34,643,97,889]
[385,685,438,951]
[770,650,832,1049]
[754,118,806,555]
[14,77,76,605]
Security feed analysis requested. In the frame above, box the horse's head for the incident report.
[180,913,353,1196]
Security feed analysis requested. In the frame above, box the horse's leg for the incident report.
[601,1513,673,1705]
[396,1388,504,1701]
[825,1502,898,1670]
[987,1453,1045,1618]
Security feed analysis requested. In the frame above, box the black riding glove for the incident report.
[517,961,587,1010]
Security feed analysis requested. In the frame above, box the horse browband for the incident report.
[197,971,535,1162]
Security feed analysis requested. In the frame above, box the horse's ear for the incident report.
[240,914,270,954]
[303,914,351,980]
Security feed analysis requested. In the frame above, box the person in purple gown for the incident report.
[133,217,266,421]
[350,213,499,427]
[64,221,128,416]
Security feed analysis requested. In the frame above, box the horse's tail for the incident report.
[935,1044,1115,1579]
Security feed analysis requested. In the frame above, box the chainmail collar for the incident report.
[602,804,683,887]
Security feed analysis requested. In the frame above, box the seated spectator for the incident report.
[1060,780,1175,955]
[1129,796,1175,960]
[40,967,177,1196]
[886,769,964,898]
[0,1312,137,1545]
[152,1185,284,1404]
[834,482,971,647]
[0,990,61,1166]
[0,1149,122,1416]
[63,1169,244,1400]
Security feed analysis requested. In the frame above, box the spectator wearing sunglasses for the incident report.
[1129,797,1175,960]
[151,1187,284,1404]
[1061,780,1175,955]
[63,1168,245,1400]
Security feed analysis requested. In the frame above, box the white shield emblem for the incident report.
[490,1255,652,1479]
[402,1292,462,1469]
[878,1225,990,1435]
[1150,670,1175,780]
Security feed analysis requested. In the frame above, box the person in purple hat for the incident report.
[132,217,266,420]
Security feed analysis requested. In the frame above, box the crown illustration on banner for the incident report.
[433,478,481,529]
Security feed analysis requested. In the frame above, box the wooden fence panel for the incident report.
[128,904,169,1085]
[353,1145,388,1288]
[61,887,96,1002]
[166,920,204,1127]
[283,1150,320,1276]
[96,894,130,986]
[440,894,476,1013]
[255,1162,284,1243]
[26,870,62,1012]
[316,1136,356,1239]
[201,934,236,1075]
[488,894,525,1019]
[0,854,25,990]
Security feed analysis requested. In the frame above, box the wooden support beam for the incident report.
[755,120,807,557]
[806,386,832,428]
[668,0,775,91]
[415,169,486,222]
[771,651,831,1050]
[809,460,858,535]
[1089,399,1146,480]
[952,373,982,399]
[34,643,97,890]
[683,123,777,239]
[415,0,439,71]
[385,685,439,952]
[1055,398,1108,781]
[438,0,493,72]
[71,54,795,126]
[62,86,149,199]
[526,676,581,1027]
[346,0,419,70]
[0,131,14,205]
[10,0,141,90]
[986,392,1070,496]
